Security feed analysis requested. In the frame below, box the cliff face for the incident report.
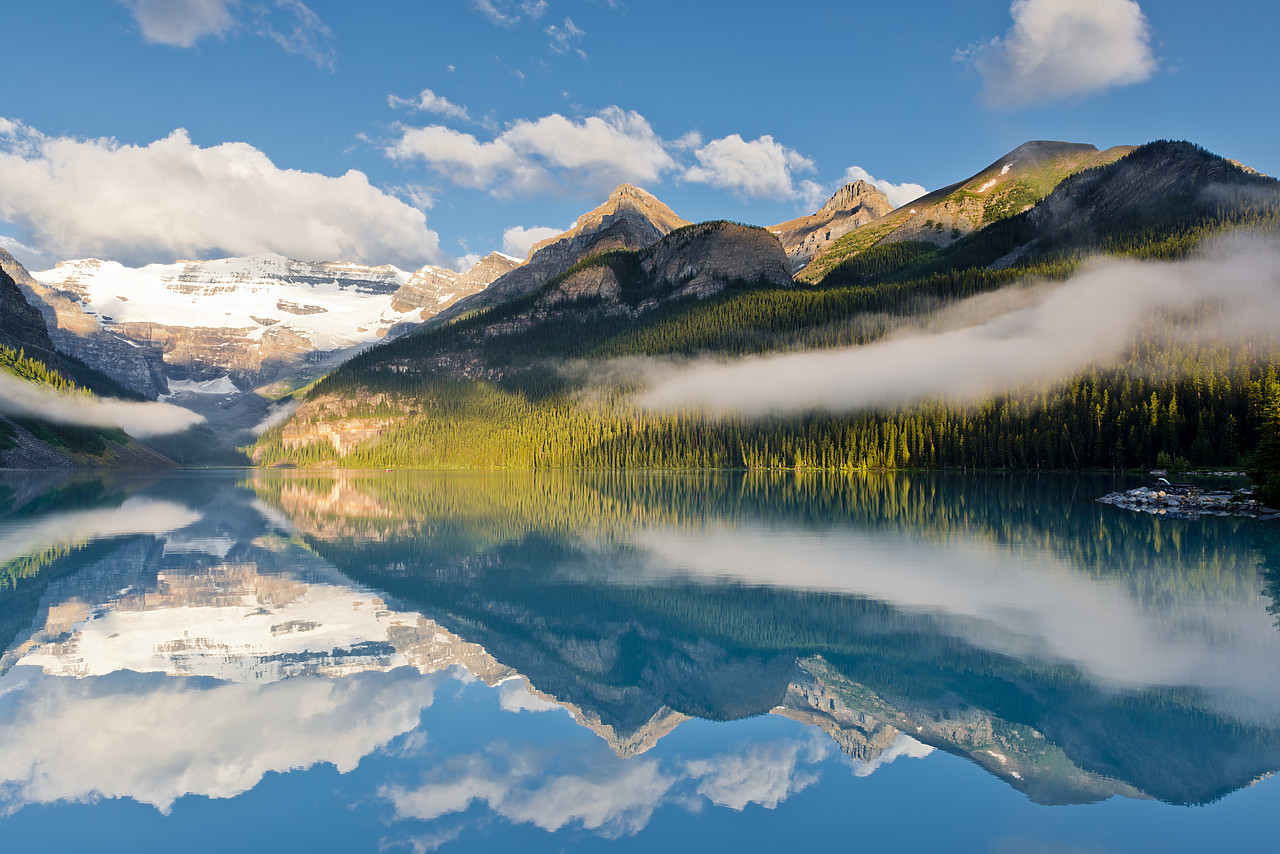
[640,221,792,298]
[447,222,792,347]
[770,180,895,272]
[434,183,692,322]
[0,265,61,368]
[2,248,171,398]
[7,252,509,396]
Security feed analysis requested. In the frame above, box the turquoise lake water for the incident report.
[0,469,1277,852]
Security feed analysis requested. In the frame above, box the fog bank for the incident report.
[0,373,203,437]
[639,235,1280,417]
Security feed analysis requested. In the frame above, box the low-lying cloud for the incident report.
[0,372,204,438]
[0,119,445,269]
[639,235,1280,417]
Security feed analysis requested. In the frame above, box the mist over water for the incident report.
[638,234,1280,417]
[0,372,203,437]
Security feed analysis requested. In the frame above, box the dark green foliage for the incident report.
[1248,369,1280,505]
[820,241,938,287]
[258,142,1280,474]
[12,417,128,456]
[0,342,74,390]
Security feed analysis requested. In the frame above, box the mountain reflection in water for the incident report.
[1,469,1278,850]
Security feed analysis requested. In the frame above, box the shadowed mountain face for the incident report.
[0,266,61,370]
[799,141,1137,282]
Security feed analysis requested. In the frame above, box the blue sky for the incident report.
[1,0,1275,272]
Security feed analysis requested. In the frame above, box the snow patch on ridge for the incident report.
[165,376,242,396]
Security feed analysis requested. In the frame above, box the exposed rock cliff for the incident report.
[14,252,506,394]
[770,180,895,272]
[423,222,791,355]
[0,265,61,369]
[434,183,691,322]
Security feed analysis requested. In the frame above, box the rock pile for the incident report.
[1097,482,1279,520]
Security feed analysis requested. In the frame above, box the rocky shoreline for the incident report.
[1097,480,1280,521]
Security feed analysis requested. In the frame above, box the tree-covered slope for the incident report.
[254,141,1280,474]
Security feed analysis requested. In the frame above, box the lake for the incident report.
[1,468,1277,852]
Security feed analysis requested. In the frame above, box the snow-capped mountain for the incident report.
[24,251,518,393]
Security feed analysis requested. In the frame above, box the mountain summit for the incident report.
[799,140,1134,282]
[433,183,692,322]
[770,180,895,272]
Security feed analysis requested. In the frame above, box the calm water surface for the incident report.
[0,469,1278,852]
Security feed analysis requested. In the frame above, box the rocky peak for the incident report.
[390,252,517,316]
[433,185,691,321]
[526,182,690,260]
[819,180,892,215]
[770,181,895,272]
[458,251,521,289]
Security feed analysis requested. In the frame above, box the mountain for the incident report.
[0,265,62,369]
[251,139,1280,473]
[432,183,692,324]
[1,248,170,399]
[0,272,175,469]
[242,469,1280,805]
[390,250,519,315]
[769,180,895,272]
[17,252,508,395]
[798,140,1135,282]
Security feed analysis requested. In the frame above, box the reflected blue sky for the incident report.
[0,470,1277,851]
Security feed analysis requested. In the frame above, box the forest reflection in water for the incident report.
[0,468,1278,850]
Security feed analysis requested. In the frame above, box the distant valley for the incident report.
[3,138,1280,485]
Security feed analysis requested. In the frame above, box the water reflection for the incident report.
[0,468,1278,849]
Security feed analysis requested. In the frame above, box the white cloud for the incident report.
[385,750,675,837]
[972,0,1156,109]
[797,179,828,211]
[684,134,816,201]
[120,0,335,66]
[0,497,199,567]
[0,119,445,269]
[258,0,336,69]
[390,107,676,198]
[389,89,471,123]
[470,0,548,26]
[501,224,566,259]
[685,741,824,810]
[0,373,204,437]
[546,17,585,55]
[497,678,565,713]
[121,0,237,47]
[0,668,441,813]
[841,165,927,209]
